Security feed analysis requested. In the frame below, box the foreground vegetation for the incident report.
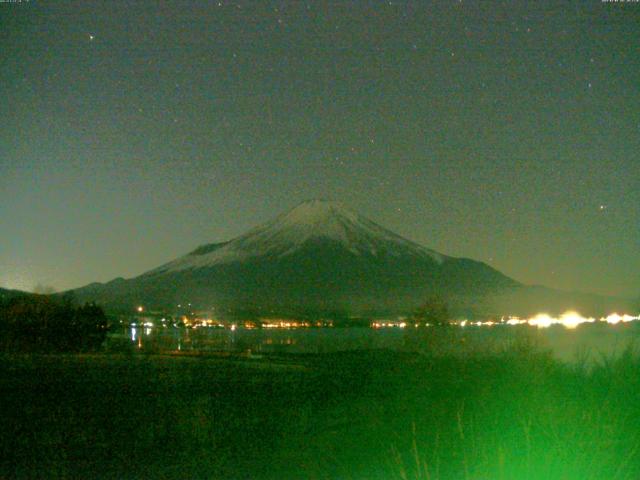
[0,294,107,352]
[2,340,639,479]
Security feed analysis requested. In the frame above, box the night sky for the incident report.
[1,1,638,298]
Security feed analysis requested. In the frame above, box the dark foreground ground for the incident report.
[1,343,640,479]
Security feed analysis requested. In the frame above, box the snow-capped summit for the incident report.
[148,199,444,274]
[275,199,355,226]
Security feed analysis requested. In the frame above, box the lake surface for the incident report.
[106,322,640,363]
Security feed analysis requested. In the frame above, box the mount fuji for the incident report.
[148,200,447,274]
[70,200,629,319]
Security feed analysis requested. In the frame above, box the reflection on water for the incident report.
[108,326,406,355]
[106,322,640,363]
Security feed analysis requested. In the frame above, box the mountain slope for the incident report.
[71,200,521,317]
[71,199,635,318]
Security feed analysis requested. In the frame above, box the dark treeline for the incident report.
[0,294,107,352]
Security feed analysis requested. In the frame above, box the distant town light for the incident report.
[136,306,144,313]
[604,313,637,325]
[559,311,594,329]
[369,311,640,330]
[528,313,554,328]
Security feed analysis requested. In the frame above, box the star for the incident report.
[88,34,95,41]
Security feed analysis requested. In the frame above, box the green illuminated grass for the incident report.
[1,342,639,479]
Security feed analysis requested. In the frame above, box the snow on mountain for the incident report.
[70,200,631,318]
[147,200,445,275]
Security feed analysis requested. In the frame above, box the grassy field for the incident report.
[1,342,640,479]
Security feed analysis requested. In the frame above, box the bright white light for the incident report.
[528,314,554,328]
[506,311,638,329]
[368,311,639,330]
[605,313,639,324]
[506,318,526,326]
[606,313,623,325]
[559,311,594,329]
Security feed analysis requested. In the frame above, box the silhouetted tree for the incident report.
[403,295,456,354]
[0,295,107,352]
[413,295,450,326]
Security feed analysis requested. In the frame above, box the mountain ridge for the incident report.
[70,200,632,318]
